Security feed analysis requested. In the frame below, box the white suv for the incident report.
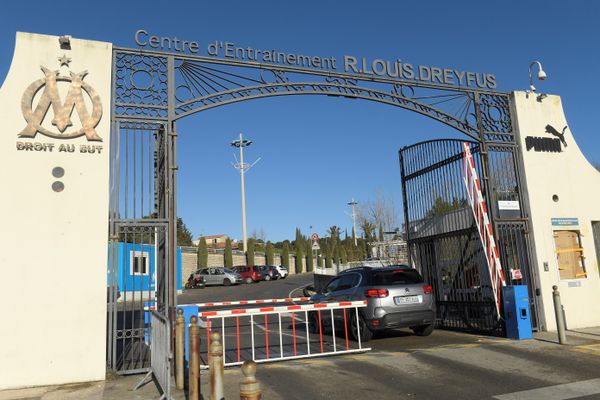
[273,265,288,279]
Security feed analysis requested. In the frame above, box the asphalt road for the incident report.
[177,273,314,305]
[170,274,600,399]
[203,329,600,400]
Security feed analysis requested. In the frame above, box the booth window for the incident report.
[553,230,586,280]
[130,251,149,276]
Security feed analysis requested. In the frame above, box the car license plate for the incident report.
[394,295,423,305]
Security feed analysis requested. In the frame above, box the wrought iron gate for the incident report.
[400,139,539,334]
[107,114,177,396]
[106,42,540,384]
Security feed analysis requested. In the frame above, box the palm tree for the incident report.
[327,225,341,241]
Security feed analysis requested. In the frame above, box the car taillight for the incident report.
[423,285,433,294]
[365,289,389,298]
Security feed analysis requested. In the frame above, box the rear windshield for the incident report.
[371,269,424,285]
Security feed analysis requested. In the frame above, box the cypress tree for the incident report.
[306,243,314,272]
[282,241,290,270]
[325,246,332,268]
[295,245,304,274]
[340,247,348,265]
[332,244,340,266]
[197,237,208,268]
[246,238,255,265]
[224,238,233,268]
[379,224,384,242]
[265,241,275,265]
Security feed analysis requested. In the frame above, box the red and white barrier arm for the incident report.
[462,142,506,317]
[198,300,367,318]
[145,296,312,311]
[182,297,311,308]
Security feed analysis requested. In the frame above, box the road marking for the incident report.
[288,284,309,299]
[571,343,600,356]
[493,378,600,400]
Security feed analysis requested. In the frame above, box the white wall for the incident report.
[0,33,112,389]
[512,91,600,331]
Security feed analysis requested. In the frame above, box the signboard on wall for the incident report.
[498,201,520,211]
[551,218,579,227]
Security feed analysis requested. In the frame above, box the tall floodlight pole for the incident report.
[347,198,358,246]
[231,133,260,253]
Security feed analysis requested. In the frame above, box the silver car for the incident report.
[193,267,242,286]
[309,265,435,341]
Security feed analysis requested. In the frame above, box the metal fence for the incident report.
[196,301,371,368]
[150,312,171,399]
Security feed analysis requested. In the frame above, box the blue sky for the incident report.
[1,1,598,242]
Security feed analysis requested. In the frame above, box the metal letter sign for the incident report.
[19,65,103,141]
[462,142,506,318]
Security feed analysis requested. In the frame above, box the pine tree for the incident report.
[177,218,194,246]
[265,241,275,265]
[224,238,233,268]
[197,237,208,268]
[282,241,290,270]
[246,238,255,265]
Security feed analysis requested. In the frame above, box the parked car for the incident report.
[193,267,242,286]
[257,265,280,281]
[273,265,288,279]
[232,265,264,284]
[309,265,435,341]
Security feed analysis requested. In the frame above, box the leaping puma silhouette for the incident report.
[545,124,568,147]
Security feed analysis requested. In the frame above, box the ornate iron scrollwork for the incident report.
[112,49,514,144]
[479,93,513,141]
[114,52,169,119]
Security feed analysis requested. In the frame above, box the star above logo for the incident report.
[58,54,71,67]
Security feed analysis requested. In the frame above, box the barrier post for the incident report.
[175,309,185,390]
[239,360,262,400]
[209,331,224,400]
[552,285,567,344]
[189,316,201,400]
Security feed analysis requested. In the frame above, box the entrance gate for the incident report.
[107,44,540,382]
[400,139,539,333]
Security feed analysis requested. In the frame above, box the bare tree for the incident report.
[358,189,399,233]
[250,227,266,242]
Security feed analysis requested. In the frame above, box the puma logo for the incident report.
[545,124,568,147]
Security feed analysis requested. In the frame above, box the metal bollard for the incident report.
[189,316,201,400]
[239,360,262,400]
[552,285,567,345]
[175,309,185,390]
[209,331,224,400]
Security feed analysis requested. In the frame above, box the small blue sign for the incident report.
[551,218,579,227]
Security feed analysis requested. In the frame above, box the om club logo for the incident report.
[19,63,103,142]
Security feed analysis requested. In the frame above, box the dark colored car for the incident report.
[232,265,264,284]
[185,273,206,289]
[309,265,435,341]
[257,265,280,281]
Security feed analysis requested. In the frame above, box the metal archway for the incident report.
[107,46,535,379]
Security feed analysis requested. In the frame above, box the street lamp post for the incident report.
[231,133,260,254]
